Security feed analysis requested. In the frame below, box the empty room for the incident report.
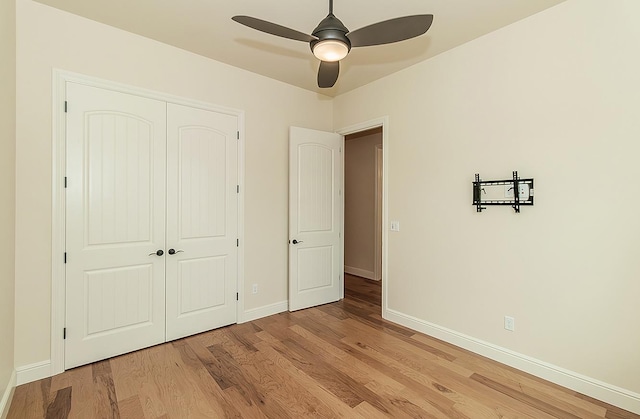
[1,0,639,417]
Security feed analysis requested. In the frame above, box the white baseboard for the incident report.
[384,308,640,415]
[344,266,376,280]
[16,360,51,386]
[0,369,16,419]
[241,300,288,323]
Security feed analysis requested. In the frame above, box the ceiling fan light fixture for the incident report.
[312,39,349,62]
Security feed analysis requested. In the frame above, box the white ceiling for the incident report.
[34,0,566,97]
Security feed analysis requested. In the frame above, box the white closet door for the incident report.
[165,103,238,341]
[65,83,167,369]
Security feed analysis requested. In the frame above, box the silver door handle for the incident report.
[168,249,184,255]
[149,249,164,256]
[292,239,303,244]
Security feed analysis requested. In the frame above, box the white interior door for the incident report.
[289,126,343,311]
[65,83,167,369]
[165,103,238,341]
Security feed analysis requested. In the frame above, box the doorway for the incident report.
[343,126,384,308]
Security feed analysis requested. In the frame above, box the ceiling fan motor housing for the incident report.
[310,13,352,53]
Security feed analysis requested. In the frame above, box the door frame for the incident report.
[374,144,383,281]
[51,69,246,376]
[337,117,388,309]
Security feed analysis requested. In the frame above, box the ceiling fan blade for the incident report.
[347,14,433,47]
[232,15,317,43]
[318,61,340,88]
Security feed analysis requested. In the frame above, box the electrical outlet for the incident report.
[252,284,258,294]
[504,316,515,331]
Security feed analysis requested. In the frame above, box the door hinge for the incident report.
[64,252,67,263]
[236,292,239,301]
[63,328,66,339]
[237,131,239,140]
[64,101,68,113]
[236,239,239,247]
[64,177,67,188]
[237,185,239,193]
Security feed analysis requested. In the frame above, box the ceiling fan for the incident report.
[232,0,433,88]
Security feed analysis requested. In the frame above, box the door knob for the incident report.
[292,239,303,244]
[149,249,164,256]
[168,249,184,255]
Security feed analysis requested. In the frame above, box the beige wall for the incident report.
[334,0,640,395]
[0,0,16,408]
[344,132,382,277]
[15,0,332,367]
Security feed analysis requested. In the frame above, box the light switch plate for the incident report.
[390,221,400,231]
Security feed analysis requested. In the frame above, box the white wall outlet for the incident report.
[504,316,515,331]
[252,284,258,294]
[518,184,530,200]
[390,221,400,231]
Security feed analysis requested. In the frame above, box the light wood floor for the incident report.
[8,274,639,418]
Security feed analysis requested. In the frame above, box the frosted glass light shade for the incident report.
[312,40,349,62]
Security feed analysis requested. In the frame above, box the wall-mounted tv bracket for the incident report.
[473,171,534,213]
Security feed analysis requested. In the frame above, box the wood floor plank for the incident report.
[91,360,120,419]
[109,347,168,418]
[173,339,244,418]
[44,387,71,419]
[159,341,239,418]
[8,275,640,419]
[207,343,293,419]
[180,338,251,418]
[117,396,146,419]
[253,338,365,419]
[471,373,582,419]
[213,328,340,418]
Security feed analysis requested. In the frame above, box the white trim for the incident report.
[384,308,640,415]
[0,369,16,419]
[241,301,288,323]
[51,69,246,375]
[236,112,246,325]
[337,117,389,314]
[344,266,375,280]
[374,144,383,281]
[16,361,51,386]
[51,70,67,377]
[340,135,345,300]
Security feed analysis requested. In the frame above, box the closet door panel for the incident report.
[166,103,238,340]
[65,82,167,369]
